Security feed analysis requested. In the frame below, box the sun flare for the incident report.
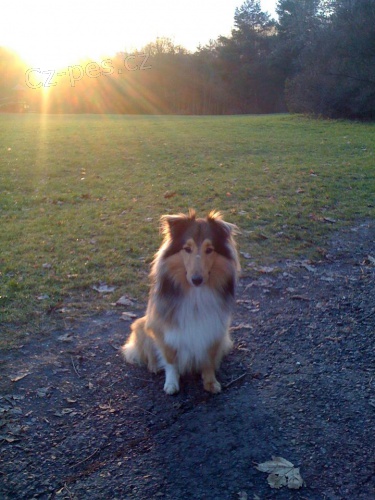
[0,0,248,74]
[1,1,152,72]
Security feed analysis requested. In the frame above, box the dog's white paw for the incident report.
[164,364,179,395]
[163,381,180,395]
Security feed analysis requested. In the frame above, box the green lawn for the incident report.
[1,113,374,343]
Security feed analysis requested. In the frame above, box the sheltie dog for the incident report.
[121,209,240,394]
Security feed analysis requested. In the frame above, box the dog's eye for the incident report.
[205,247,214,255]
[183,246,192,254]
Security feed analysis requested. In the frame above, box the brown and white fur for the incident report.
[121,210,240,394]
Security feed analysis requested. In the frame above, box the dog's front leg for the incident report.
[158,343,180,395]
[201,341,222,394]
[201,366,221,394]
[164,363,180,394]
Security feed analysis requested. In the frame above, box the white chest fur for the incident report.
[163,287,231,373]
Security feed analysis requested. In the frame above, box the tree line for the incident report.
[1,0,374,119]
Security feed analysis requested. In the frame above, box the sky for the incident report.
[0,1,277,69]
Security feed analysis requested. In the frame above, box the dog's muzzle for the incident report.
[191,275,203,287]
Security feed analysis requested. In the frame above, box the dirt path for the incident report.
[1,221,374,499]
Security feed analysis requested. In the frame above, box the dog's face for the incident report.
[160,210,239,288]
[181,236,215,287]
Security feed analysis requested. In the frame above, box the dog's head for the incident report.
[160,209,239,287]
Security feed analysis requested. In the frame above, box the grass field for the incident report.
[1,113,374,343]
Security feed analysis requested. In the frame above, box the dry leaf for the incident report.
[364,255,375,266]
[10,373,30,382]
[258,266,275,274]
[121,311,137,320]
[92,284,116,294]
[240,252,252,259]
[37,294,50,300]
[37,387,51,398]
[164,190,176,199]
[57,333,73,342]
[301,263,317,273]
[116,296,135,307]
[268,473,287,489]
[230,323,253,331]
[0,435,20,443]
[321,276,334,282]
[256,456,304,490]
[286,467,304,489]
[257,456,294,474]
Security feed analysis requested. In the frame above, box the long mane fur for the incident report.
[149,209,240,326]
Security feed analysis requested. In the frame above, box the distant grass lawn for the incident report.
[1,113,374,343]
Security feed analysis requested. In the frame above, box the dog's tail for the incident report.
[121,317,160,373]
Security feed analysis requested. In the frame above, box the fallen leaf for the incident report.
[258,266,275,274]
[364,255,375,266]
[0,435,20,443]
[57,333,73,342]
[256,456,294,474]
[256,456,304,490]
[116,296,136,307]
[47,302,64,314]
[164,190,176,199]
[267,472,287,489]
[240,252,252,259]
[237,492,248,500]
[92,284,116,294]
[10,373,30,382]
[301,263,317,273]
[37,294,50,301]
[286,466,304,489]
[230,323,253,331]
[255,233,268,240]
[60,408,74,415]
[121,311,137,320]
[37,387,51,398]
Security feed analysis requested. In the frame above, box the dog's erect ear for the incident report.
[207,210,240,237]
[160,210,196,239]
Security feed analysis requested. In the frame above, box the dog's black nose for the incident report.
[192,276,203,286]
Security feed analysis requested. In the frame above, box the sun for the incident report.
[0,0,247,72]
[1,0,209,72]
[10,39,108,72]
[1,1,131,71]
